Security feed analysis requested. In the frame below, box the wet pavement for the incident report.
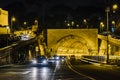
[1,59,120,80]
[0,60,94,80]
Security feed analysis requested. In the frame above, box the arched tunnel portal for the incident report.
[47,29,98,57]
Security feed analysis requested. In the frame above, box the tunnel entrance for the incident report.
[47,29,98,57]
[55,35,89,56]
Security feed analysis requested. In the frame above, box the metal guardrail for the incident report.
[81,55,106,64]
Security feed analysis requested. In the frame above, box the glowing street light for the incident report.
[71,21,75,26]
[24,21,27,34]
[111,20,115,27]
[83,19,88,28]
[11,16,16,33]
[112,4,118,13]
[105,4,119,64]
[34,20,38,29]
[24,21,27,26]
[6,26,11,64]
[100,22,104,32]
[83,19,87,24]
[67,23,70,29]
[6,26,9,46]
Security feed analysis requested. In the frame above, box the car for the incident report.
[48,55,61,65]
[48,55,67,65]
[32,55,48,66]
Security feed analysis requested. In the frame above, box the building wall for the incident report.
[0,27,10,34]
[0,8,8,26]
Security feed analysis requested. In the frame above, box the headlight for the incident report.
[32,60,37,64]
[42,60,47,64]
[55,56,60,60]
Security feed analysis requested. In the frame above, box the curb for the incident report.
[0,64,12,68]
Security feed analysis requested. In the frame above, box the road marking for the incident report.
[6,71,31,74]
[66,60,96,80]
[51,63,60,80]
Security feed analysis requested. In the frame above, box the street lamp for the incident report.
[111,20,115,27]
[24,21,27,26]
[83,19,88,28]
[100,22,104,32]
[6,26,11,64]
[105,6,110,64]
[11,16,16,34]
[67,23,70,29]
[112,4,118,13]
[105,4,118,64]
[6,26,9,46]
[34,20,38,29]
[24,21,27,34]
[71,21,75,26]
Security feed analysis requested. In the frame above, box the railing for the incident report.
[0,37,37,65]
[98,34,120,45]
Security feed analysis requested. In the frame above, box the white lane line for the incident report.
[51,63,60,80]
[51,66,57,80]
[66,60,96,80]
[6,71,31,74]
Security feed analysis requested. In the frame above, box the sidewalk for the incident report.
[0,64,30,68]
[0,64,13,68]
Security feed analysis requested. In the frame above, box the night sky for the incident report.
[0,0,106,9]
[0,0,119,29]
[0,0,107,18]
[0,0,119,16]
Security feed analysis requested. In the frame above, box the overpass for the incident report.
[0,36,43,65]
[98,34,120,57]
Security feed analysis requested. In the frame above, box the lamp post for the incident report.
[105,6,110,64]
[112,4,118,13]
[111,20,115,32]
[100,22,104,32]
[112,20,115,27]
[24,21,27,27]
[35,20,38,30]
[6,26,11,64]
[24,21,27,34]
[105,4,118,64]
[83,19,88,28]
[11,16,16,34]
[6,26,9,46]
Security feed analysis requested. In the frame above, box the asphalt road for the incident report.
[0,59,120,80]
[0,60,93,80]
[70,59,120,80]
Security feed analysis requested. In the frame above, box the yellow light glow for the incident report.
[100,22,103,25]
[100,22,104,28]
[112,4,118,10]
[83,19,87,23]
[6,26,9,29]
[76,24,79,27]
[34,20,38,24]
[67,23,70,26]
[24,21,27,25]
[11,17,16,22]
[71,21,75,26]
[111,20,115,25]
